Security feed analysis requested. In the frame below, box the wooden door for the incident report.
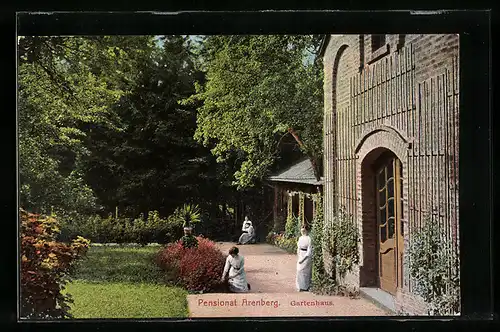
[375,156,403,295]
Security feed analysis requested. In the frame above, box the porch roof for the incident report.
[267,158,323,186]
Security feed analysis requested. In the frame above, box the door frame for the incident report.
[373,152,404,294]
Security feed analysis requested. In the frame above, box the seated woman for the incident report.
[241,216,252,233]
[221,247,250,292]
[237,221,256,245]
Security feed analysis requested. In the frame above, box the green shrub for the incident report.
[328,210,360,281]
[284,214,299,239]
[180,234,199,249]
[408,215,460,315]
[309,195,358,298]
[20,209,90,319]
[58,211,183,245]
[310,214,326,287]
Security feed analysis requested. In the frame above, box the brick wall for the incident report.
[322,34,460,315]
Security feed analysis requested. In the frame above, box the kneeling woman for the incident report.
[221,247,250,292]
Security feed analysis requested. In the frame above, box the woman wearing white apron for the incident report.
[241,216,252,232]
[238,222,255,245]
[221,246,250,292]
[296,226,313,291]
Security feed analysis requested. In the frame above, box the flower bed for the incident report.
[266,231,297,254]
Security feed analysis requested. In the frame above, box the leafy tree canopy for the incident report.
[182,35,324,189]
[18,36,155,216]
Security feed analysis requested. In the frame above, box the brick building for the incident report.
[320,34,459,314]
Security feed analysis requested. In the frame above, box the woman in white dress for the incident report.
[238,222,255,245]
[241,216,252,232]
[296,226,313,291]
[221,246,250,292]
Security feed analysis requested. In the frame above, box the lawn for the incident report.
[64,245,189,318]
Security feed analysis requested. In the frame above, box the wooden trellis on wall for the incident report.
[329,42,460,292]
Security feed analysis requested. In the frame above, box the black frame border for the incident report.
[2,8,494,332]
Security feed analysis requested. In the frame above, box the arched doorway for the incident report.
[373,150,404,295]
[360,146,404,294]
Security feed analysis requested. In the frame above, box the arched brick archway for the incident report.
[323,43,350,273]
[327,43,350,214]
[356,127,409,290]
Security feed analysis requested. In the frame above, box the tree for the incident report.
[81,35,225,218]
[18,36,153,216]
[182,35,324,189]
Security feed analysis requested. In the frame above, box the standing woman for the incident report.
[221,247,250,292]
[296,226,313,291]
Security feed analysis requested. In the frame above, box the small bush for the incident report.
[408,215,460,315]
[156,237,226,293]
[20,209,90,319]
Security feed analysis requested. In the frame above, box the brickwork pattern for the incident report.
[322,34,460,315]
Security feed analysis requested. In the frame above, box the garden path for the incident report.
[187,242,389,317]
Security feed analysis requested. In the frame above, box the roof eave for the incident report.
[267,178,323,186]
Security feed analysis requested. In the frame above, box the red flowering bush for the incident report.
[156,237,226,293]
[156,241,184,283]
[20,209,90,319]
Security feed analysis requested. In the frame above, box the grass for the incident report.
[65,245,189,318]
[72,245,164,283]
[65,281,188,318]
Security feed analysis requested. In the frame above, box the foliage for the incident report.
[81,36,222,218]
[18,36,153,217]
[265,231,276,244]
[180,234,199,249]
[64,281,188,318]
[310,194,326,288]
[326,210,361,281]
[156,237,226,293]
[266,232,297,254]
[169,203,201,228]
[20,209,90,319]
[18,34,312,245]
[58,211,183,245]
[284,214,300,239]
[182,35,324,188]
[308,195,358,298]
[408,215,460,315]
[298,193,305,228]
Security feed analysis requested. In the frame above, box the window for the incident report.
[371,34,386,53]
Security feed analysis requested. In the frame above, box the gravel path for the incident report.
[187,242,389,317]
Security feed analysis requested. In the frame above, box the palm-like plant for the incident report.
[171,204,201,229]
